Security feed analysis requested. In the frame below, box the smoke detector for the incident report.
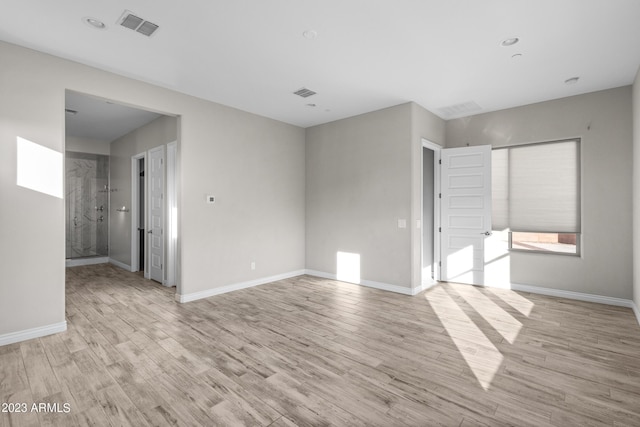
[118,10,159,37]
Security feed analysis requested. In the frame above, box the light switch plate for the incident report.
[398,219,407,229]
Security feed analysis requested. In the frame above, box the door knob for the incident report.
[148,230,153,234]
[481,231,492,236]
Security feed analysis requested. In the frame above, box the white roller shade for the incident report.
[492,140,580,233]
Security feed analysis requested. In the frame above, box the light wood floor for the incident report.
[2,264,640,426]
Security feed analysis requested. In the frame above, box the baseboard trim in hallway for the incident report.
[0,321,67,346]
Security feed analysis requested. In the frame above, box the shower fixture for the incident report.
[98,185,118,193]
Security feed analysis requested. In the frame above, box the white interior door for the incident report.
[148,146,164,283]
[440,145,492,285]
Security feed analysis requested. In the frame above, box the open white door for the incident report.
[148,146,164,283]
[440,145,492,285]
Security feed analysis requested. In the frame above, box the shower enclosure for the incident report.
[65,152,109,260]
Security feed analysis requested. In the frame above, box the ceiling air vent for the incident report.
[118,10,159,37]
[437,101,482,119]
[293,88,317,98]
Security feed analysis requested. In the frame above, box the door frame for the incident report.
[130,143,177,286]
[131,151,147,274]
[166,141,177,288]
[421,139,442,284]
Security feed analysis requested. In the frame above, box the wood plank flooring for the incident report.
[2,263,640,426]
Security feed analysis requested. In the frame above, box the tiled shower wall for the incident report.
[65,152,109,259]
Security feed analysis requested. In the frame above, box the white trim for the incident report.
[632,301,640,326]
[109,258,132,271]
[65,256,108,267]
[0,321,67,346]
[487,281,637,311]
[176,270,306,303]
[166,141,177,288]
[305,269,418,295]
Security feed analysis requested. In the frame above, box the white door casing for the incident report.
[148,146,164,283]
[440,145,492,285]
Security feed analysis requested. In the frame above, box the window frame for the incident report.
[492,137,582,257]
[508,231,581,256]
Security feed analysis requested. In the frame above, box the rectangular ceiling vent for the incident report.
[293,88,317,98]
[118,10,159,37]
[437,101,482,118]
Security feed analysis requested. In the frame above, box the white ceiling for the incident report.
[65,91,162,142]
[2,0,640,129]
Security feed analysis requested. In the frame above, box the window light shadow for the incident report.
[337,251,360,284]
[425,286,503,390]
[16,136,63,199]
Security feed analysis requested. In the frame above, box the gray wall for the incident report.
[633,69,640,311]
[109,115,177,267]
[66,135,111,155]
[306,104,413,288]
[0,41,305,338]
[447,87,633,299]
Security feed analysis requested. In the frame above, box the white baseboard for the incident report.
[0,321,67,346]
[66,256,108,267]
[109,258,132,271]
[305,270,416,295]
[632,301,640,326]
[177,270,306,303]
[486,281,638,322]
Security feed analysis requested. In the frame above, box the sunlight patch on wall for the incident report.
[16,137,63,199]
[484,230,511,287]
[337,251,361,284]
[447,244,474,280]
[426,286,503,390]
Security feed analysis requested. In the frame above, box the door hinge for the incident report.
[438,193,441,199]
[439,159,442,165]
[439,261,442,267]
[439,227,441,232]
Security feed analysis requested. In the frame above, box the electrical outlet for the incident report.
[250,261,256,270]
[206,195,215,204]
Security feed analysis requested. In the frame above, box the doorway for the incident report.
[422,139,441,286]
[421,141,493,287]
[132,154,146,273]
[65,90,179,289]
[131,143,177,286]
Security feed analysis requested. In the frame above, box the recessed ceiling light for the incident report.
[83,17,106,29]
[65,108,78,115]
[564,76,580,85]
[303,30,318,39]
[501,37,519,47]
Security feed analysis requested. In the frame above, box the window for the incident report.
[492,139,581,255]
